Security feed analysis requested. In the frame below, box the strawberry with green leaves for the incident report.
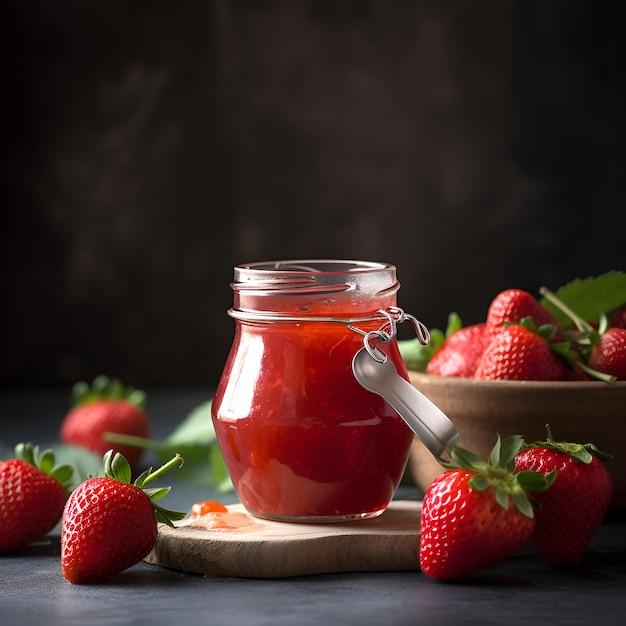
[514,426,612,567]
[60,376,151,468]
[61,450,185,583]
[1,443,73,553]
[419,435,554,580]
[540,286,624,381]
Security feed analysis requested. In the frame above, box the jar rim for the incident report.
[232,259,397,293]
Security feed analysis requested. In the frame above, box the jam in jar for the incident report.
[211,260,415,522]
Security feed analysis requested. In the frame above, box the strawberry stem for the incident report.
[102,432,164,451]
[141,454,184,487]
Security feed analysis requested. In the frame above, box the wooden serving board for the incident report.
[145,500,422,578]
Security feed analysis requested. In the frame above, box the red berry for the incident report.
[60,376,150,468]
[61,451,184,583]
[62,477,157,583]
[515,430,612,567]
[0,444,72,553]
[474,324,568,381]
[485,289,563,339]
[419,435,552,580]
[426,323,487,378]
[588,327,626,380]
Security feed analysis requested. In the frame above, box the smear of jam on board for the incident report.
[182,501,264,533]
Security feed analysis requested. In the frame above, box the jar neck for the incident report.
[231,259,400,317]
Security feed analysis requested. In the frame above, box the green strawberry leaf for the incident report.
[143,486,172,501]
[46,444,104,489]
[493,434,524,468]
[105,449,133,484]
[516,468,557,492]
[511,491,533,518]
[522,424,613,463]
[163,400,217,450]
[103,398,233,491]
[540,271,626,328]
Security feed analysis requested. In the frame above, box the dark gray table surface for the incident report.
[1,387,625,626]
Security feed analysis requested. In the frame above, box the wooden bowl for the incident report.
[408,372,626,509]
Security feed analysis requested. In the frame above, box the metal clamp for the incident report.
[348,307,431,363]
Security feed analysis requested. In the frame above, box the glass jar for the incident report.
[211,260,415,522]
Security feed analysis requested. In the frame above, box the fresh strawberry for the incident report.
[60,376,150,468]
[514,426,612,567]
[539,287,623,382]
[426,323,488,378]
[588,327,626,380]
[419,435,554,580]
[1,443,73,553]
[474,322,570,381]
[485,288,563,340]
[61,450,185,583]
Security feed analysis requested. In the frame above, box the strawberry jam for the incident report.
[211,260,414,522]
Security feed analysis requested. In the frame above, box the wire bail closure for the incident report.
[348,306,430,363]
[228,306,430,364]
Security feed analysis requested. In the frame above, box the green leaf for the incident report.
[165,400,216,447]
[38,448,55,474]
[51,464,75,486]
[107,451,133,484]
[495,487,510,510]
[511,491,534,518]
[496,435,524,468]
[143,486,172,501]
[448,444,487,470]
[47,444,104,488]
[569,447,593,464]
[540,271,626,328]
[103,398,234,491]
[516,469,554,493]
[153,503,187,526]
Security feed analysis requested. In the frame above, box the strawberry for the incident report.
[61,450,185,583]
[539,287,623,382]
[514,426,612,567]
[60,376,150,468]
[485,288,564,340]
[426,323,488,378]
[588,327,626,380]
[419,435,554,580]
[474,322,570,381]
[1,443,73,553]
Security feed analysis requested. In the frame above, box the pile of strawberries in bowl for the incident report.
[400,271,626,509]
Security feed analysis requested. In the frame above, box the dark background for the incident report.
[2,0,622,388]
